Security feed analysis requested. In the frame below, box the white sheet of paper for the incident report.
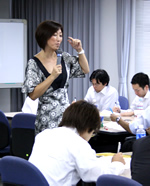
[103,121,126,132]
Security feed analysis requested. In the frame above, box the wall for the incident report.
[0,0,11,112]
[0,0,124,112]
[99,0,118,89]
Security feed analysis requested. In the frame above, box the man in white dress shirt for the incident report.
[114,72,150,116]
[29,100,125,186]
[84,69,119,112]
[110,105,150,135]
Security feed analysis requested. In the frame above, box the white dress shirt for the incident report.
[122,90,150,116]
[129,105,150,134]
[29,127,125,186]
[84,85,119,112]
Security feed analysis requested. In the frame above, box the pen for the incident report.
[117,142,121,153]
[109,107,113,113]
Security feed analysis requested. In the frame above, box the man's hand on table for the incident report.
[112,152,125,165]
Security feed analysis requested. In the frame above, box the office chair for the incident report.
[119,96,129,110]
[0,110,11,157]
[11,113,36,160]
[0,155,49,186]
[96,174,142,186]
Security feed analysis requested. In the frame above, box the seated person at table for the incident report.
[84,69,119,112]
[131,134,150,186]
[114,72,150,116]
[110,105,150,135]
[29,100,125,185]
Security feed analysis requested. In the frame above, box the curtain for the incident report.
[10,0,101,110]
[116,0,132,98]
[128,0,136,104]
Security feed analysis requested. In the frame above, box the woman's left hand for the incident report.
[68,37,82,52]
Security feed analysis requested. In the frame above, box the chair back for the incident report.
[119,96,129,110]
[11,113,36,160]
[96,174,142,186]
[0,155,49,186]
[0,110,11,156]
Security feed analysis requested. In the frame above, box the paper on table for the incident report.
[100,110,120,121]
[96,153,131,158]
[103,121,126,132]
[96,155,131,178]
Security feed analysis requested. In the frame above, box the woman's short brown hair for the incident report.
[59,100,100,134]
[35,20,63,50]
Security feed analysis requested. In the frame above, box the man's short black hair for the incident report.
[131,72,150,89]
[90,69,110,86]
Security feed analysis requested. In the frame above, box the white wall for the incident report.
[99,0,119,90]
[0,0,133,112]
[100,0,134,105]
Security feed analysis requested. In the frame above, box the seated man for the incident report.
[110,105,150,135]
[29,100,125,185]
[114,72,150,116]
[131,135,150,186]
[84,69,119,112]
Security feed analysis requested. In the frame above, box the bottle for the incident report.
[136,125,146,139]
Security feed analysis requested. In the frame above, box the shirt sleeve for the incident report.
[84,87,93,103]
[22,59,42,94]
[129,106,150,134]
[74,141,125,182]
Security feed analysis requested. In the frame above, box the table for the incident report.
[5,112,22,119]
[89,116,135,153]
[77,152,132,186]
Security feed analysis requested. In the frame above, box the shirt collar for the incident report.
[144,90,150,99]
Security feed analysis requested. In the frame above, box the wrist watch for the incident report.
[116,116,121,123]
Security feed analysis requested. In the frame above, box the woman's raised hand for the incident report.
[68,36,82,52]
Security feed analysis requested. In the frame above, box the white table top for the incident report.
[100,116,135,133]
[5,112,22,118]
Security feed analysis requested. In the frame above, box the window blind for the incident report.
[135,0,150,75]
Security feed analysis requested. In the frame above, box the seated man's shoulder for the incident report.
[106,85,118,94]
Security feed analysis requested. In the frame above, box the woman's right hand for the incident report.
[51,64,62,79]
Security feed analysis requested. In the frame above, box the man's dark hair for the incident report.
[90,69,110,86]
[59,100,100,134]
[35,20,63,50]
[131,72,150,89]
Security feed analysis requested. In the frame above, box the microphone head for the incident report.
[56,49,62,56]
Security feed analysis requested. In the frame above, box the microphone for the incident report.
[56,49,62,65]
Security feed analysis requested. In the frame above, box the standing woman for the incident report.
[22,20,89,135]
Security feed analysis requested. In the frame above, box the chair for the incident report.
[0,155,49,186]
[119,96,129,110]
[96,174,142,186]
[11,113,36,160]
[0,110,11,157]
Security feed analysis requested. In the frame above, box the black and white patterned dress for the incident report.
[22,51,85,135]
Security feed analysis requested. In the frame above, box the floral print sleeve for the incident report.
[62,52,85,79]
[22,59,44,94]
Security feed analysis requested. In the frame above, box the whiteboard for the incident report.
[0,19,27,88]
